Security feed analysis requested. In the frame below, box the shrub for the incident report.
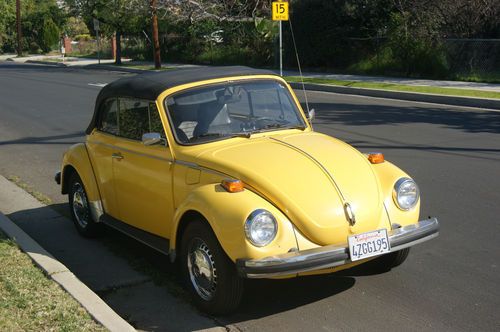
[74,34,92,41]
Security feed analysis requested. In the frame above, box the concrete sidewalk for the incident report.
[0,175,228,332]
[284,71,500,92]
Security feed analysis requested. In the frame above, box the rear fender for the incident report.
[61,143,103,221]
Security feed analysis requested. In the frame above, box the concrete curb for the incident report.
[25,60,68,67]
[84,64,145,74]
[0,212,135,332]
[289,82,500,110]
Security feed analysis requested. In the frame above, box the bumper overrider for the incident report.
[237,217,439,278]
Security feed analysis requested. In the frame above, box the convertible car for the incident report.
[56,66,439,314]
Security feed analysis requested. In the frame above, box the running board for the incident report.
[101,214,170,256]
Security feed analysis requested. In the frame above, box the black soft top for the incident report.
[86,66,276,134]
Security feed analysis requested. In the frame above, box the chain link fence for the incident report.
[344,37,500,78]
[444,39,500,76]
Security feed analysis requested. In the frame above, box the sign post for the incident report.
[93,18,101,64]
[272,1,289,76]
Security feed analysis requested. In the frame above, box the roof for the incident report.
[87,66,277,134]
[98,65,275,102]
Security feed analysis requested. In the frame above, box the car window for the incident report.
[149,102,166,139]
[99,99,118,135]
[118,99,150,141]
[164,80,306,145]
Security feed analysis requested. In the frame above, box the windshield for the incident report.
[164,80,306,144]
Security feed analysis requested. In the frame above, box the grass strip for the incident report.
[7,175,52,205]
[117,63,174,71]
[285,76,500,100]
[0,231,106,331]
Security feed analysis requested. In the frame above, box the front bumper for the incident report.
[237,217,439,278]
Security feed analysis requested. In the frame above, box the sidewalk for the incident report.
[283,71,500,93]
[0,175,228,332]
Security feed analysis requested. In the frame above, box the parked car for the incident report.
[56,66,439,314]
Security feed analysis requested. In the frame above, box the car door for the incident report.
[86,98,120,219]
[112,98,174,239]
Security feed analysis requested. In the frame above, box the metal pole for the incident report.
[97,32,101,64]
[279,20,283,76]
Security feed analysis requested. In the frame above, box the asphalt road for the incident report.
[0,62,499,331]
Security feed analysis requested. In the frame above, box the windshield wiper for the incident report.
[194,132,251,140]
[263,123,307,131]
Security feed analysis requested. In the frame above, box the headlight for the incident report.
[393,178,420,210]
[245,209,277,247]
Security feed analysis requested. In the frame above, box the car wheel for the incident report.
[180,220,244,315]
[376,248,410,270]
[68,173,101,237]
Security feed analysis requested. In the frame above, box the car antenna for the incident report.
[288,18,310,114]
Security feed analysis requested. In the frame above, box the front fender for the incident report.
[170,184,298,263]
[370,160,420,227]
[61,143,101,204]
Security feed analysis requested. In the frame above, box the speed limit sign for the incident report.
[272,1,289,21]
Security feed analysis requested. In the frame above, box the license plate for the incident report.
[348,229,390,261]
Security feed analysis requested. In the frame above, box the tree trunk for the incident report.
[151,0,161,69]
[16,0,22,56]
[115,30,122,65]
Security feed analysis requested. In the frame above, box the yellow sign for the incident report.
[272,1,289,21]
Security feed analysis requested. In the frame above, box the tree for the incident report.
[0,0,16,53]
[41,18,60,52]
[64,16,90,38]
[64,0,144,64]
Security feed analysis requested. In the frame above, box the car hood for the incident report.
[191,132,384,246]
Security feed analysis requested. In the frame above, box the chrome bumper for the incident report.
[236,217,439,278]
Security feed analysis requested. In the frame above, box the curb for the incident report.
[84,64,145,74]
[25,60,68,67]
[290,82,500,110]
[0,212,135,332]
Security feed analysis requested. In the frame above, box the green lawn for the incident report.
[285,76,500,100]
[0,231,106,331]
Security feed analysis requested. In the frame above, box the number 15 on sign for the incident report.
[272,1,289,21]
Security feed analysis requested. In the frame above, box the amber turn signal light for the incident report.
[221,179,244,193]
[368,153,385,164]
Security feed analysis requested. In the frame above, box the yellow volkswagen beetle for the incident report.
[56,66,439,314]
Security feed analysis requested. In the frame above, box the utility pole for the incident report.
[16,0,22,56]
[151,0,161,69]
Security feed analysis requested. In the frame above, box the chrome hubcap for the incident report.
[187,238,217,301]
[72,182,89,228]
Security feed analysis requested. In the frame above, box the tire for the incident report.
[68,172,101,237]
[375,248,411,271]
[180,220,244,315]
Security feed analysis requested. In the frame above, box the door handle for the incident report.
[112,152,124,160]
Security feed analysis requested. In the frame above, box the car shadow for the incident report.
[218,274,355,323]
[6,203,359,330]
[0,132,86,146]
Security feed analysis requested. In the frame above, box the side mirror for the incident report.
[142,132,164,146]
[308,108,315,122]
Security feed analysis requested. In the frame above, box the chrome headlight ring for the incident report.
[244,209,278,247]
[393,177,420,211]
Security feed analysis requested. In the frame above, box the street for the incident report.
[0,62,499,331]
